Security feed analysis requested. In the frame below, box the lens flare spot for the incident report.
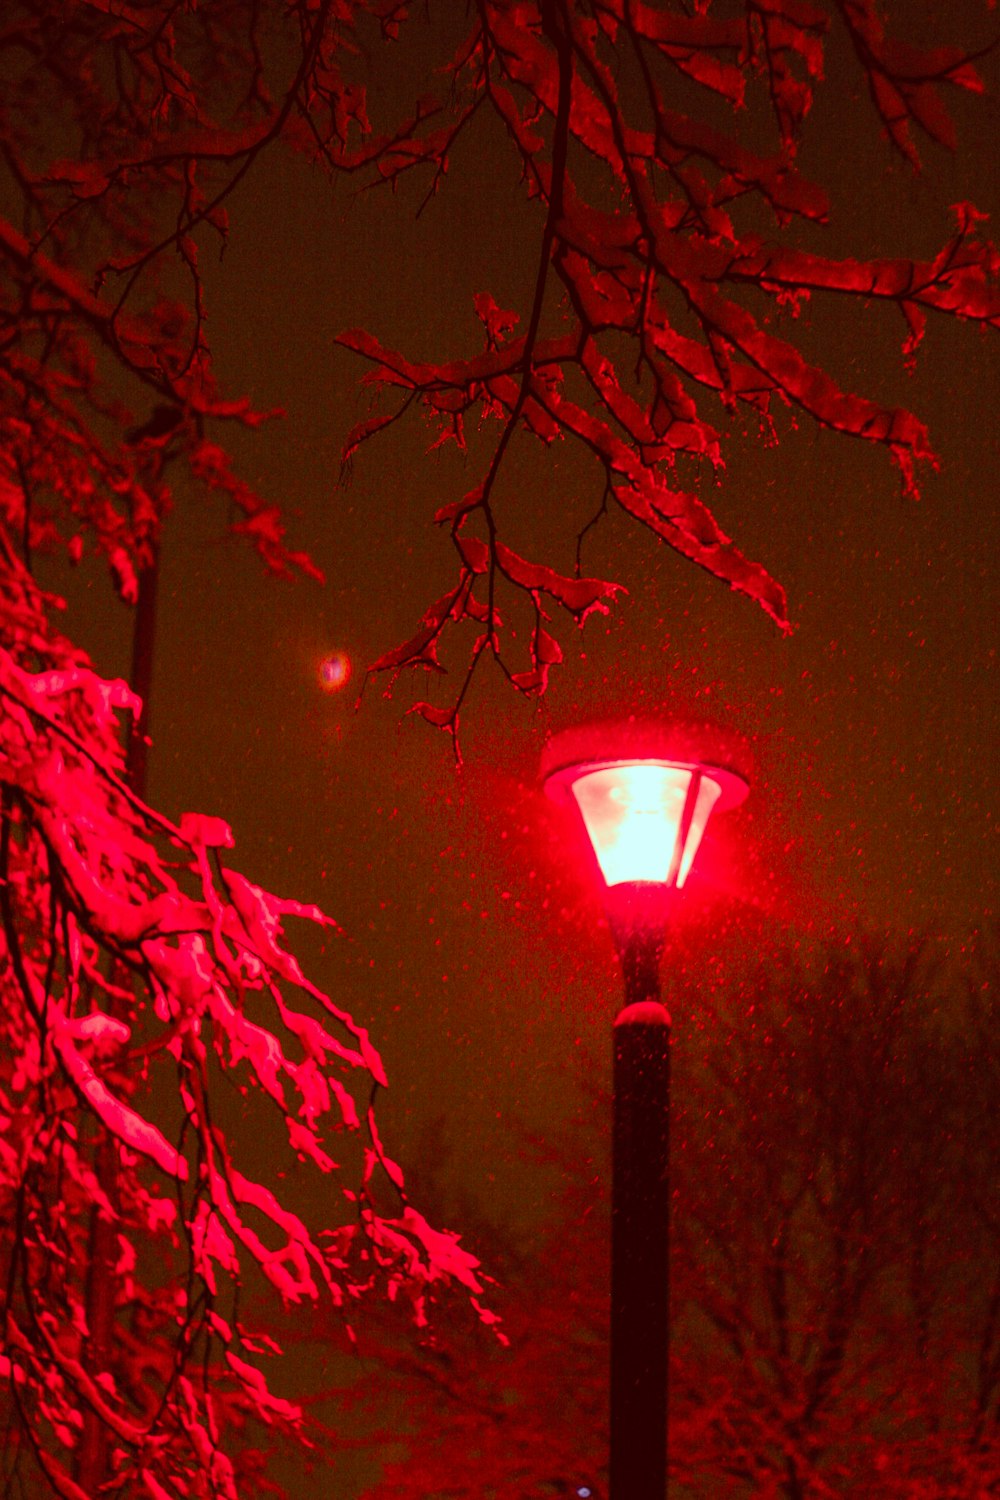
[319,651,351,691]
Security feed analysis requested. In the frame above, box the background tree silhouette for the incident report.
[359,938,999,1499]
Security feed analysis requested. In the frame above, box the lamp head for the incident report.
[542,720,749,911]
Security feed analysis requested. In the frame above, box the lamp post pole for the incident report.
[610,910,670,1500]
[541,723,748,1500]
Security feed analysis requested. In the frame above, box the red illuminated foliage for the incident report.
[0,4,995,744]
[0,552,490,1498]
[336,2,999,744]
[0,4,997,1497]
[360,941,1000,1498]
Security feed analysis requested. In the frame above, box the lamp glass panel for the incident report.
[676,776,722,887]
[569,764,693,886]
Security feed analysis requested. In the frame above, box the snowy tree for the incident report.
[0,6,504,1495]
[1,2,997,1497]
[0,555,493,1500]
[2,4,995,737]
[337,1,1000,743]
[359,939,1000,1498]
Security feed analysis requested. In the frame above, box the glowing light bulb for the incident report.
[570,763,693,885]
[565,762,728,888]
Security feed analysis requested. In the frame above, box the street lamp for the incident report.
[542,723,748,1500]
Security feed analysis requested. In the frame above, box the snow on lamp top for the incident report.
[542,724,749,892]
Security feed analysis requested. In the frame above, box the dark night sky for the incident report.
[36,7,999,1489]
